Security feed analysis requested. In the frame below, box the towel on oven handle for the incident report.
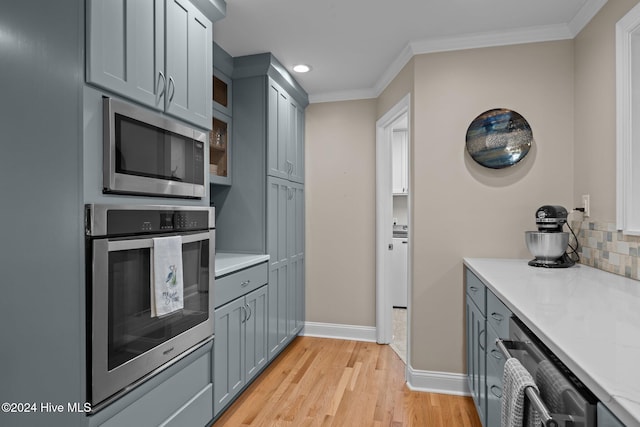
[151,236,184,317]
[502,357,541,427]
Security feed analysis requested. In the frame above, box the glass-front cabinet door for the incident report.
[211,69,232,185]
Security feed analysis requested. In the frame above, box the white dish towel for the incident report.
[151,236,184,317]
[501,357,541,427]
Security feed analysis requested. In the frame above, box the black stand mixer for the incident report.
[525,205,576,268]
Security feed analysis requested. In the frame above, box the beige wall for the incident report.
[304,1,640,375]
[411,41,574,372]
[574,0,640,221]
[305,99,377,325]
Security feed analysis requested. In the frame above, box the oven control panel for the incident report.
[85,205,214,237]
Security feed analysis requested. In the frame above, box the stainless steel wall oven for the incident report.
[85,204,215,411]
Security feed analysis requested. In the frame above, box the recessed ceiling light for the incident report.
[293,64,311,73]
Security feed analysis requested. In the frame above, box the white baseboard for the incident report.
[406,367,471,396]
[301,321,470,397]
[301,321,377,342]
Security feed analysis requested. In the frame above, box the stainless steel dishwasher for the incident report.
[497,317,598,427]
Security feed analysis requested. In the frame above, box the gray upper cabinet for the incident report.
[267,79,305,183]
[164,0,212,128]
[211,43,233,186]
[86,0,212,130]
[86,0,164,108]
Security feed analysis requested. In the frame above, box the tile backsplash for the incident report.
[573,219,640,280]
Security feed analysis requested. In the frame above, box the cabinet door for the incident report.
[289,184,305,334]
[286,99,305,183]
[86,0,165,110]
[267,80,290,179]
[244,285,268,383]
[466,295,486,426]
[213,297,245,416]
[392,130,408,194]
[290,101,305,183]
[165,0,212,129]
[267,177,290,359]
[210,110,232,186]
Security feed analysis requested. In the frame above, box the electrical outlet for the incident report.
[582,194,590,217]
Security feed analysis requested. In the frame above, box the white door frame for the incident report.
[376,94,411,347]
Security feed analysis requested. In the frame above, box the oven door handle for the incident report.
[496,339,558,427]
[106,232,210,251]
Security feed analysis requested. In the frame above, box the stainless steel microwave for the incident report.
[103,97,206,199]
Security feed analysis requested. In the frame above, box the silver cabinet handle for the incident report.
[490,349,503,360]
[469,286,478,292]
[168,76,176,103]
[491,312,504,322]
[241,305,246,323]
[157,71,166,100]
[240,280,251,287]
[478,329,486,351]
[245,303,252,322]
[490,385,502,398]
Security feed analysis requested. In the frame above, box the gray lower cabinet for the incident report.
[465,267,513,427]
[466,288,486,426]
[213,263,269,417]
[86,0,212,129]
[267,177,304,359]
[597,403,626,427]
[485,290,512,427]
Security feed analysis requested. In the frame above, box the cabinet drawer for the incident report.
[215,262,268,307]
[486,371,503,427]
[99,350,211,427]
[487,290,511,338]
[486,325,507,377]
[466,269,486,315]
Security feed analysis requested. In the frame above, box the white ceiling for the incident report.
[213,0,607,103]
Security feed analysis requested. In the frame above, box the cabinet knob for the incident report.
[241,280,251,287]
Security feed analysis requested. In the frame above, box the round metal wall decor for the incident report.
[465,108,532,169]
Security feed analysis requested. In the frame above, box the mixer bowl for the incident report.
[525,231,569,261]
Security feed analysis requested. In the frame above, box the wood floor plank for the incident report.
[212,336,482,427]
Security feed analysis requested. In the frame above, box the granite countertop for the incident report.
[215,252,270,277]
[463,258,640,427]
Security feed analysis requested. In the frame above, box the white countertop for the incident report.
[463,258,640,427]
[215,252,270,277]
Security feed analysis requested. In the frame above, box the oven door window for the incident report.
[107,237,209,370]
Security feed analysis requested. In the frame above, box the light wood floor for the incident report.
[212,336,481,427]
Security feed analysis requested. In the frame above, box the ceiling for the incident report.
[213,0,607,103]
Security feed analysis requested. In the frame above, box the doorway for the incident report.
[375,94,411,368]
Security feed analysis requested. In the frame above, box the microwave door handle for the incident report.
[106,232,210,252]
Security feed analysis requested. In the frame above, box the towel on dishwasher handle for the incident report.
[151,236,184,317]
[536,359,573,414]
[501,357,541,427]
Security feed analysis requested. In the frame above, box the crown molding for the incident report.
[308,0,607,104]
[568,0,607,36]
